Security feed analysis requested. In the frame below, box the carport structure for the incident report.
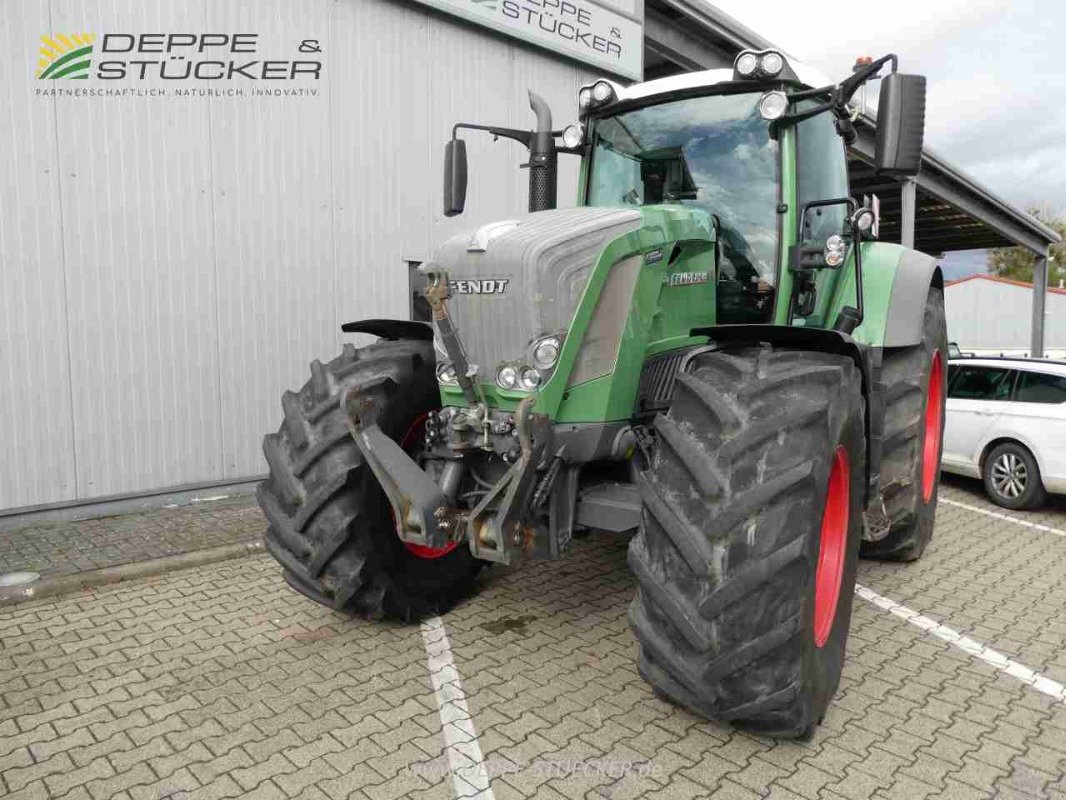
[642,0,1062,356]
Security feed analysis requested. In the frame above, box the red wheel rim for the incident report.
[814,446,850,649]
[920,351,944,503]
[395,413,459,560]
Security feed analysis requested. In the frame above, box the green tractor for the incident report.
[258,50,946,738]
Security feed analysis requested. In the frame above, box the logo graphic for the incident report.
[450,278,510,295]
[37,33,95,80]
[668,272,710,287]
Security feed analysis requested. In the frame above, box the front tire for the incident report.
[983,442,1046,510]
[257,340,481,620]
[628,344,865,738]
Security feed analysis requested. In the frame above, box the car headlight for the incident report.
[531,335,562,371]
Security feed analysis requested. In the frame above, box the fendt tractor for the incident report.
[258,50,946,738]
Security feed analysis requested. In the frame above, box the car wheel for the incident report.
[982,442,1047,510]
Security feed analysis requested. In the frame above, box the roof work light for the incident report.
[733,49,791,81]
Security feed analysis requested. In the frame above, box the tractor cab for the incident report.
[573,53,925,328]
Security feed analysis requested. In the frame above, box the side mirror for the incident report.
[875,73,926,176]
[443,138,467,217]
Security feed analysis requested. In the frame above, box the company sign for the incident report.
[413,0,643,80]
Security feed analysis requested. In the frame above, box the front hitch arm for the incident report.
[342,387,454,550]
[421,263,481,407]
[465,397,552,565]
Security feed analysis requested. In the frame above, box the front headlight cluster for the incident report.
[494,333,563,393]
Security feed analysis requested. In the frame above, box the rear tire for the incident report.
[982,442,1046,510]
[628,344,865,737]
[860,286,947,561]
[257,340,481,620]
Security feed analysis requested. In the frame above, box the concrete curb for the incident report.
[0,539,265,607]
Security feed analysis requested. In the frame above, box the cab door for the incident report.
[942,365,1016,472]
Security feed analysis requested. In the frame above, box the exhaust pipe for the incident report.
[527,90,557,213]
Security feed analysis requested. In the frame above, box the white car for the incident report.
[942,357,1066,509]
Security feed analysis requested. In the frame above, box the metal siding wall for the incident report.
[207,0,337,480]
[0,0,597,510]
[1050,293,1066,351]
[52,0,222,500]
[0,1,78,509]
[946,280,1066,352]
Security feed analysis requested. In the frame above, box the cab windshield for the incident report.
[586,92,780,296]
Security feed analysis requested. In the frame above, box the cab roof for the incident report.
[598,57,830,107]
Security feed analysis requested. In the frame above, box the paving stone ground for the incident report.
[0,496,262,580]
[1,477,1064,799]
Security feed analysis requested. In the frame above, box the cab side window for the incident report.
[948,367,1015,401]
[1014,371,1066,404]
[796,107,850,244]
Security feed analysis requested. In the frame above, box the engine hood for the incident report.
[429,206,642,379]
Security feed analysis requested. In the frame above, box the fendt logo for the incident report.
[450,278,510,295]
[37,33,95,80]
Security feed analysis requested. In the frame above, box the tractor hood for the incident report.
[429,206,641,379]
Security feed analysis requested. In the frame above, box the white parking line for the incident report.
[855,584,1066,704]
[940,497,1066,538]
[421,616,496,800]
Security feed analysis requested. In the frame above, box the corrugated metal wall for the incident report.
[945,278,1066,353]
[1,0,596,511]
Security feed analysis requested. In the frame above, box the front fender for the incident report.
[340,318,434,341]
[829,243,942,349]
[690,324,879,505]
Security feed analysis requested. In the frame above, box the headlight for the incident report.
[758,91,788,120]
[578,87,592,113]
[852,207,875,233]
[531,335,562,370]
[591,81,614,104]
[824,234,847,267]
[734,49,789,80]
[735,52,758,77]
[561,123,585,149]
[519,367,541,391]
[496,364,518,390]
[760,51,784,76]
[436,362,458,385]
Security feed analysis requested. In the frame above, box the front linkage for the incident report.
[344,267,554,565]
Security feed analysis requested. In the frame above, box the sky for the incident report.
[708,0,1066,279]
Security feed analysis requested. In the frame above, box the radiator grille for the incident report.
[635,350,689,413]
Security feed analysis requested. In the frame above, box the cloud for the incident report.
[712,0,1006,77]
[707,0,1066,274]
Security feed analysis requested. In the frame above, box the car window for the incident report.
[948,367,1015,401]
[947,363,960,388]
[1014,371,1066,404]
